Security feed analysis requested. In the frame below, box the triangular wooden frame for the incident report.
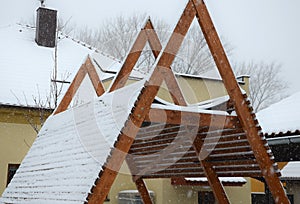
[54,56,105,114]
[53,1,290,204]
[108,18,187,106]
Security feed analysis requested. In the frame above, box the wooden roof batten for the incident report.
[52,1,289,204]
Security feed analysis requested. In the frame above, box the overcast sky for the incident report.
[1,0,300,93]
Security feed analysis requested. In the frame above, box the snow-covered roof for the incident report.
[0,24,125,108]
[0,24,94,107]
[0,80,145,204]
[281,162,300,180]
[185,177,247,183]
[177,68,222,81]
[257,92,300,135]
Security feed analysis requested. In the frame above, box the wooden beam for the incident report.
[200,161,230,204]
[126,153,153,203]
[135,178,153,204]
[110,19,187,106]
[54,59,87,114]
[141,171,263,179]
[88,134,136,203]
[144,108,240,129]
[192,129,230,204]
[109,27,148,92]
[144,20,187,106]
[85,57,105,96]
[54,56,105,115]
[192,1,290,203]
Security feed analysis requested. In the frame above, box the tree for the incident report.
[172,25,214,74]
[74,14,225,75]
[15,17,74,133]
[234,61,288,112]
[50,17,73,108]
[73,14,287,112]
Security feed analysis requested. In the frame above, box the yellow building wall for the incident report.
[102,75,249,105]
[0,122,37,194]
[0,107,51,195]
[103,163,251,204]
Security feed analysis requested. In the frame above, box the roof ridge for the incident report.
[14,23,121,63]
[62,33,122,63]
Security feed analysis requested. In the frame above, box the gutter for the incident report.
[267,135,300,145]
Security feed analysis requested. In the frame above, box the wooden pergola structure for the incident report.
[54,0,290,203]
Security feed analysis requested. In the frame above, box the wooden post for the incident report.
[192,1,289,203]
[200,160,230,204]
[126,153,153,204]
[192,128,230,204]
[135,178,153,204]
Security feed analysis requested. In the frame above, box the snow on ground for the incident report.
[257,92,300,135]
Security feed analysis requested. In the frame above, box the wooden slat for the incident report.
[130,128,249,155]
[140,171,263,179]
[208,159,257,166]
[136,124,183,139]
[209,146,252,155]
[134,163,260,176]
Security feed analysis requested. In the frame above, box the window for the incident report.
[198,191,215,204]
[7,164,20,186]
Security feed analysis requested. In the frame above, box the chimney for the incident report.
[35,7,57,48]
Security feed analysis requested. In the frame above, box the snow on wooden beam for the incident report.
[171,177,246,187]
[144,108,240,129]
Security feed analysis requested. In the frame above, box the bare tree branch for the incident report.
[234,61,288,112]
